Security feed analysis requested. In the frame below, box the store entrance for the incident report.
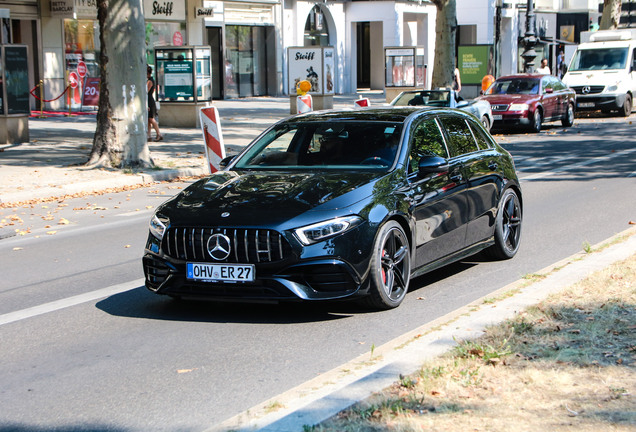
[206,27,224,100]
[224,25,272,98]
[356,22,370,89]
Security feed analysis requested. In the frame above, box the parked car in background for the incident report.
[563,29,636,117]
[143,108,522,310]
[390,88,493,131]
[478,74,576,133]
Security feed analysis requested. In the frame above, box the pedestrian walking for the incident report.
[537,58,551,75]
[147,65,163,142]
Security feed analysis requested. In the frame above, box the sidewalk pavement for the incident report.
[0,92,386,205]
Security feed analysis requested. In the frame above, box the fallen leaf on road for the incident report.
[177,368,197,374]
[146,206,153,209]
[58,218,70,225]
[13,247,23,251]
[44,225,51,228]
[630,221,635,225]
[124,245,130,248]
[46,231,57,235]
[417,297,426,300]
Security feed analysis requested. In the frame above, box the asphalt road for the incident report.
[1,115,635,431]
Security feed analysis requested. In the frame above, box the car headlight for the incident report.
[606,82,621,92]
[508,104,529,111]
[294,216,363,245]
[149,215,169,240]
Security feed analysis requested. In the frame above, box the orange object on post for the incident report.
[297,80,311,95]
[482,75,495,92]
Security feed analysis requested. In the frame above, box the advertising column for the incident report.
[287,47,335,113]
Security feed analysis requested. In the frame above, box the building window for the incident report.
[304,6,329,46]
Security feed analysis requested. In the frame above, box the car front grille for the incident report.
[572,85,605,95]
[492,104,509,111]
[163,227,292,263]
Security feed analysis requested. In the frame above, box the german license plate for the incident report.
[493,115,503,120]
[186,263,255,282]
[578,102,595,108]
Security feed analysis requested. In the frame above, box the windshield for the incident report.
[233,122,404,170]
[392,90,451,107]
[569,47,629,71]
[486,78,540,95]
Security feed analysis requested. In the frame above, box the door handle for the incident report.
[450,172,463,182]
[488,161,498,171]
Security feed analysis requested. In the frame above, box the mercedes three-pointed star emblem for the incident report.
[207,234,231,260]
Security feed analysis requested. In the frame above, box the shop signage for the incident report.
[386,48,414,57]
[143,0,186,21]
[202,1,223,24]
[77,61,87,78]
[323,48,335,94]
[5,46,30,114]
[195,7,214,18]
[51,0,97,19]
[288,48,322,94]
[69,71,80,89]
[83,78,100,106]
[164,60,193,100]
[458,45,493,85]
[172,32,183,46]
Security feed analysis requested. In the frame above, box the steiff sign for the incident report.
[288,47,334,95]
[195,7,214,17]
[143,0,185,21]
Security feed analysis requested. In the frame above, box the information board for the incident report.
[4,46,30,114]
[162,60,193,100]
[458,45,493,85]
[288,47,322,94]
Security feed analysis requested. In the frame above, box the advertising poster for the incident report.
[458,45,493,85]
[5,46,30,114]
[288,47,321,94]
[323,47,334,94]
[83,77,101,106]
[162,60,193,100]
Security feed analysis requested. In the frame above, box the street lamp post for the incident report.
[521,0,537,73]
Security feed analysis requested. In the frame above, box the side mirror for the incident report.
[219,155,236,168]
[545,88,554,94]
[418,155,449,178]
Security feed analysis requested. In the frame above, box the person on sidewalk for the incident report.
[537,58,551,75]
[147,65,163,142]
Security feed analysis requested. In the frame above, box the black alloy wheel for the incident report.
[621,94,632,117]
[485,188,522,260]
[531,109,542,133]
[562,103,574,127]
[364,221,411,309]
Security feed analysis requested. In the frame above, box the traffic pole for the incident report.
[38,80,46,118]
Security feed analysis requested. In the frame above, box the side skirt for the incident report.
[410,238,495,280]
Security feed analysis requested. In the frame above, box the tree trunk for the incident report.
[599,0,622,30]
[87,0,152,169]
[430,0,457,90]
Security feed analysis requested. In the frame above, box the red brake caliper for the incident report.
[381,250,387,284]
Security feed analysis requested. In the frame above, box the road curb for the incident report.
[0,167,207,205]
[204,226,636,432]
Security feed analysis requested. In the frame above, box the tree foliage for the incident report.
[430,0,457,90]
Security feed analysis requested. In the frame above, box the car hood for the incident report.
[479,94,541,106]
[564,71,623,87]
[158,170,382,227]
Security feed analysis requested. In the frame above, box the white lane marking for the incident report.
[520,147,636,181]
[0,279,144,326]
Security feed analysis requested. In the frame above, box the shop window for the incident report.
[304,6,329,46]
[64,20,100,79]
[225,25,269,98]
[145,22,187,67]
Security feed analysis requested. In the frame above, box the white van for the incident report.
[563,29,636,117]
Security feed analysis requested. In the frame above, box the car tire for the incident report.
[481,115,490,131]
[530,109,542,133]
[620,94,632,117]
[484,188,522,260]
[362,221,411,310]
[561,103,574,127]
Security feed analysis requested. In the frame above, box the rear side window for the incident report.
[468,121,491,149]
[438,116,479,157]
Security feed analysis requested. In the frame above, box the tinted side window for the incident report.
[468,121,491,149]
[409,118,449,173]
[553,77,566,91]
[438,116,479,157]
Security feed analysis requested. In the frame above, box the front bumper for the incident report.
[491,112,531,128]
[575,93,626,111]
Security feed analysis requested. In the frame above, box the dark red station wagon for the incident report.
[478,73,577,133]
